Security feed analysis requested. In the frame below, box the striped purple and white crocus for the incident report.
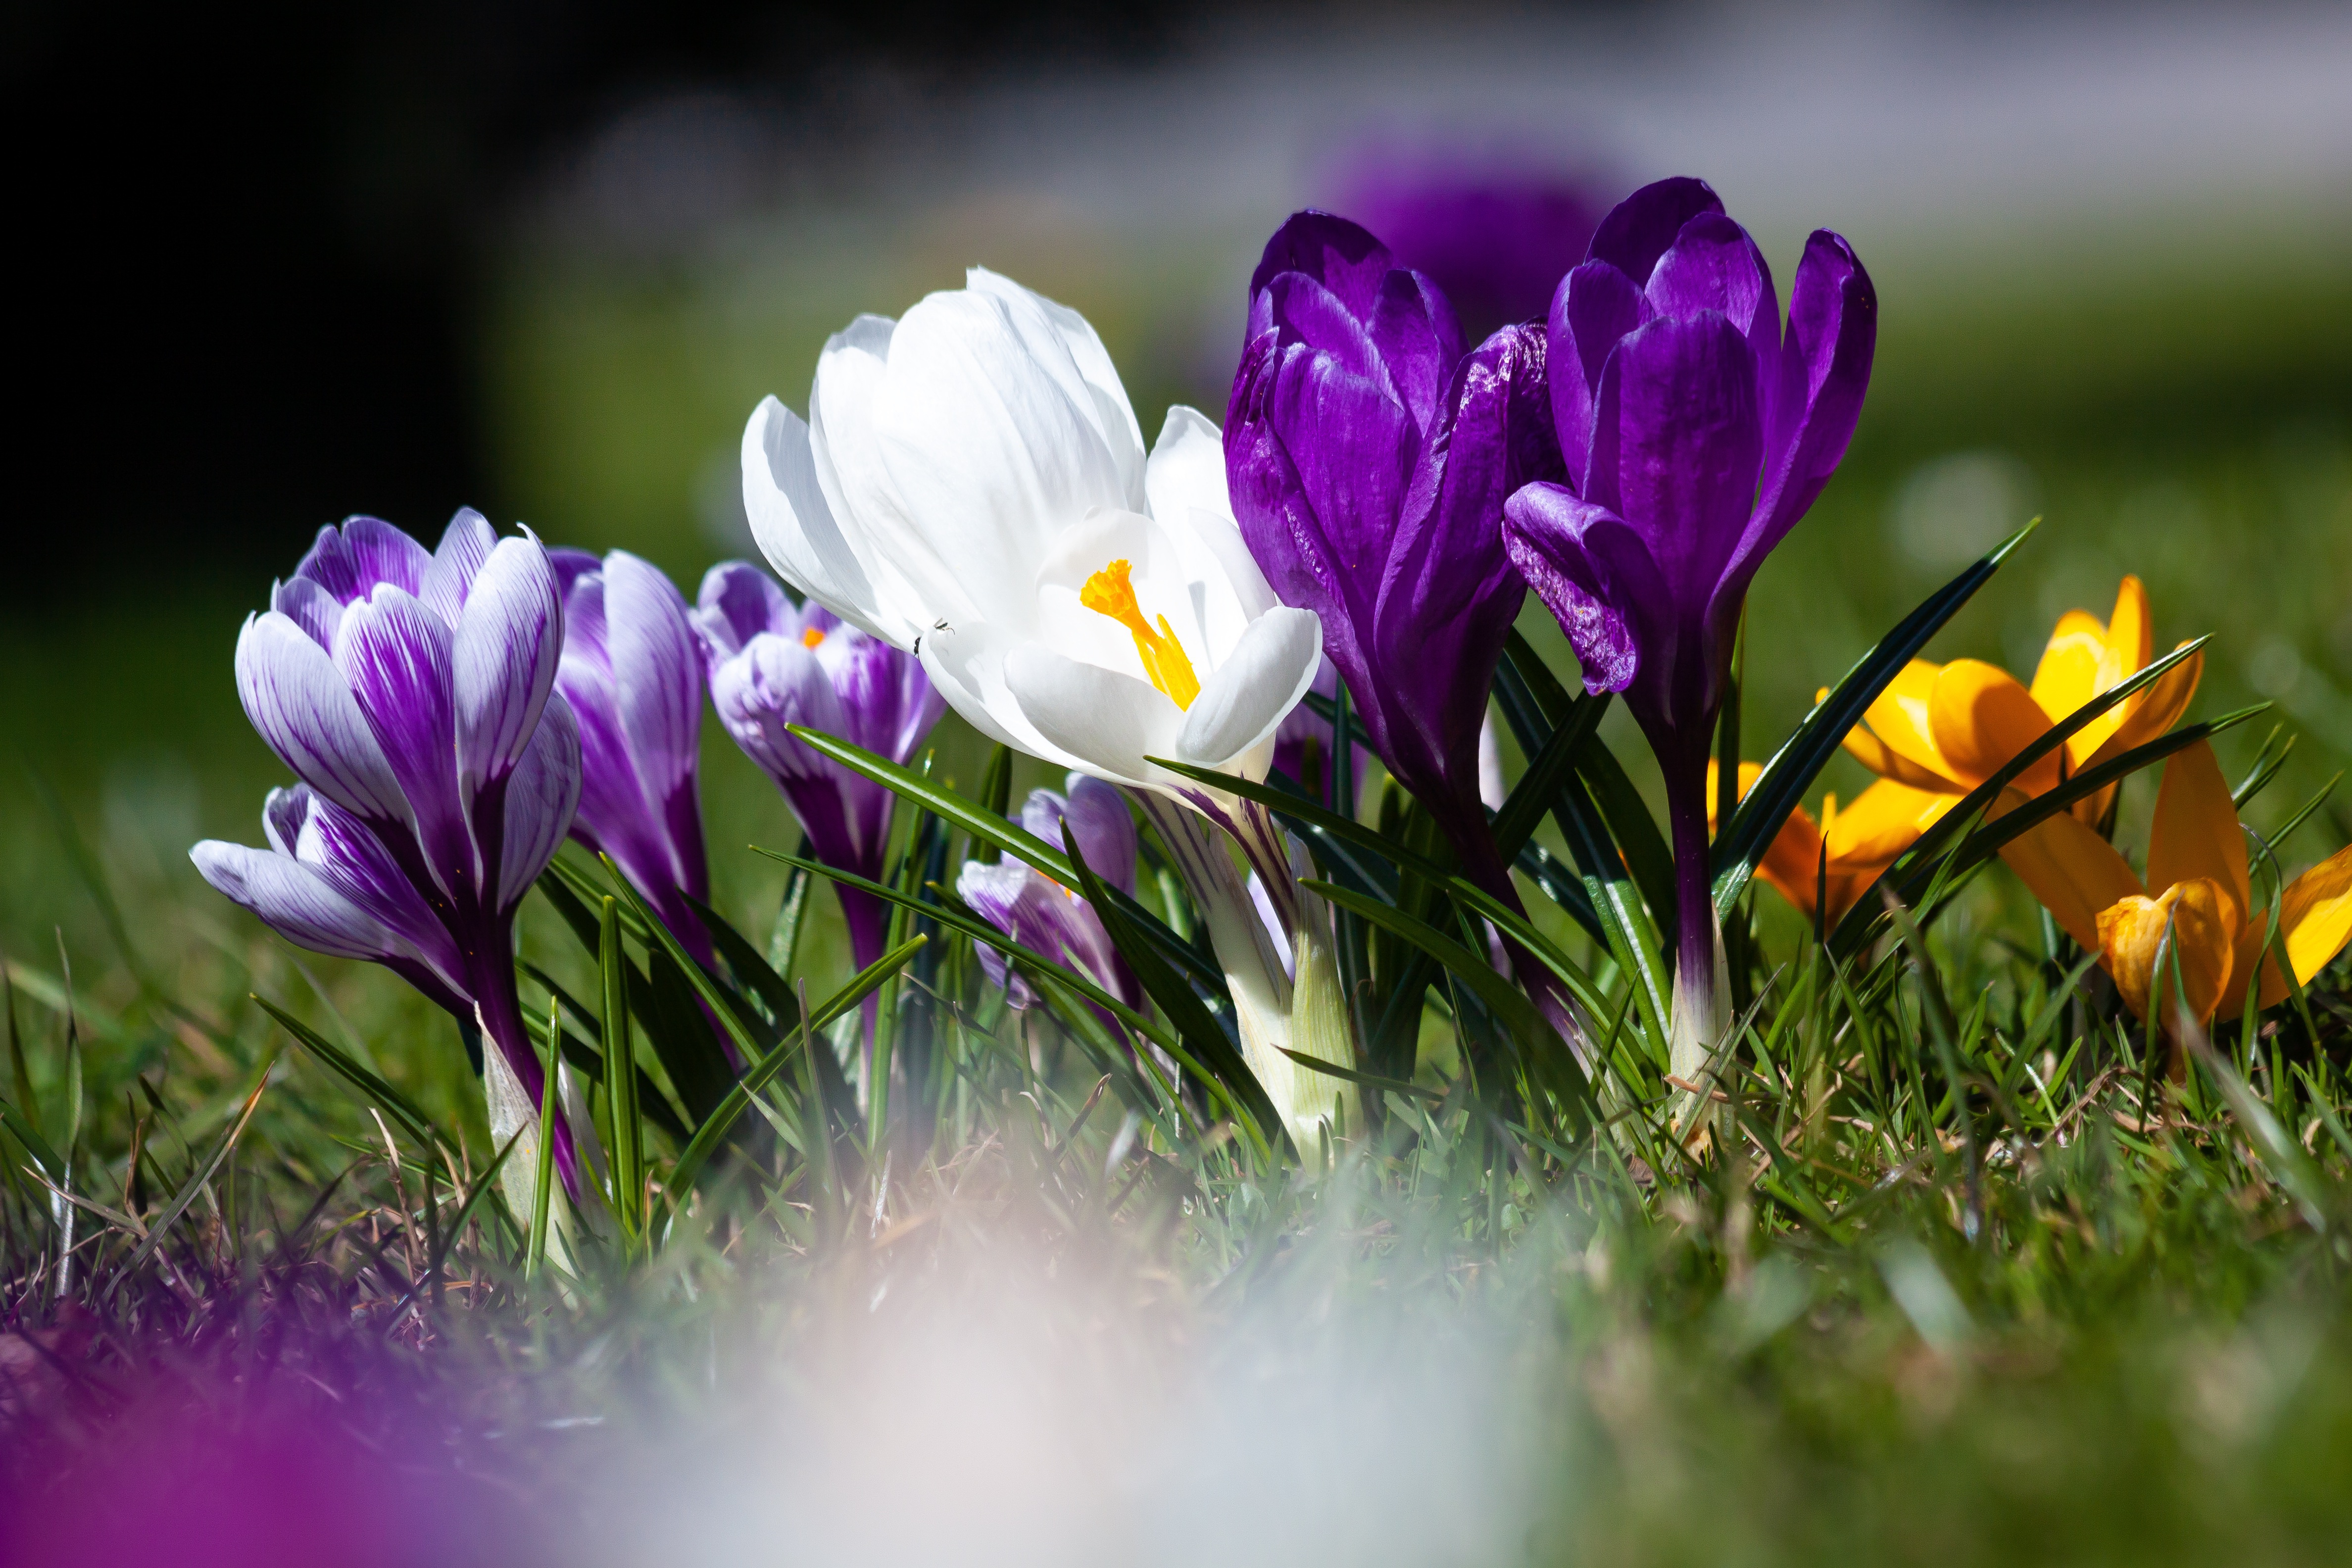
[192,510,588,1195]
[957,775,1143,1024]
[550,548,714,968]
[690,561,944,975]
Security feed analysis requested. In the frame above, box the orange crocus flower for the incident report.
[2002,740,2352,1028]
[1841,575,2201,823]
[1709,761,1956,927]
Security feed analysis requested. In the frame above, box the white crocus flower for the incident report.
[742,267,1351,1153]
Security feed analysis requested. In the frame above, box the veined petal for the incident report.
[1177,606,1322,771]
[1502,483,1637,694]
[270,576,344,650]
[2098,878,2235,1024]
[708,634,851,786]
[452,535,563,809]
[293,794,466,991]
[334,586,469,894]
[743,393,909,648]
[499,693,582,912]
[2147,740,2249,916]
[692,559,792,663]
[262,784,310,857]
[969,266,1147,510]
[420,507,498,626]
[1058,775,1139,896]
[191,840,400,966]
[1999,801,2145,952]
[604,551,701,811]
[1002,642,1183,790]
[235,611,407,825]
[1928,659,2059,792]
[294,517,429,604]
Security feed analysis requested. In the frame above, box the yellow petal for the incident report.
[1929,659,2061,792]
[1758,806,1826,920]
[1703,759,1765,835]
[2146,739,2249,917]
[2096,574,2154,694]
[1824,779,1952,866]
[2276,845,2352,1001]
[2080,643,2202,773]
[2098,877,2235,1025]
[1998,798,2145,952]
[2032,608,2108,741]
[1845,661,1967,790]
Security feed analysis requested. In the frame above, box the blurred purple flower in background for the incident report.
[957,775,1142,1022]
[550,547,713,965]
[1334,149,1604,343]
[191,510,585,1191]
[1502,176,1877,1065]
[692,561,945,972]
[1225,211,1562,908]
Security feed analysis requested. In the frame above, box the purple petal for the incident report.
[294,793,468,990]
[235,611,407,825]
[331,587,471,897]
[191,839,399,965]
[1645,210,1780,396]
[1588,312,1763,611]
[708,633,850,787]
[1365,268,1462,434]
[262,784,311,857]
[547,546,603,605]
[1585,176,1724,285]
[1265,271,1397,396]
[1059,776,1137,896]
[692,560,792,664]
[452,535,563,811]
[294,517,430,605]
[604,551,702,812]
[1502,484,1639,693]
[270,576,345,650]
[498,692,581,913]
[419,508,498,625]
[815,626,941,767]
[560,568,611,676]
[1246,211,1398,340]
[1546,261,1644,492]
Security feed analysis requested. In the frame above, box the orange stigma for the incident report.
[1079,558,1200,708]
[801,626,827,649]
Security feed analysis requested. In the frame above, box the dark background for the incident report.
[4,0,1244,601]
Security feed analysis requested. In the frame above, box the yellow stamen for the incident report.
[1079,558,1200,708]
[801,626,827,649]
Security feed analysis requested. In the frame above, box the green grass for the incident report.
[3,236,2350,1564]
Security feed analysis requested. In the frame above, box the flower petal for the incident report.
[918,620,1059,761]
[2083,642,2202,771]
[1177,605,1322,770]
[293,794,466,990]
[1002,642,1182,789]
[2031,607,2108,757]
[692,559,792,663]
[1144,405,1231,537]
[2276,845,2352,1000]
[1586,177,1725,287]
[270,576,344,650]
[235,611,408,825]
[452,534,563,811]
[294,517,430,605]
[1246,211,1401,341]
[333,586,470,893]
[190,840,398,965]
[1502,483,1637,694]
[1824,779,1953,866]
[1645,209,1780,384]
[603,551,701,814]
[707,633,850,786]
[743,392,909,648]
[499,692,581,912]
[2098,878,2234,1023]
[1928,659,2059,792]
[419,507,498,626]
[1999,800,2145,952]
[2099,573,2154,690]
[1546,259,1644,490]
[1059,775,1139,896]
[2146,739,2249,917]
[968,266,1146,511]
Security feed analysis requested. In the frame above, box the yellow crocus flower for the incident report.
[1839,575,2202,823]
[2002,740,2352,1027]
[1709,760,1957,927]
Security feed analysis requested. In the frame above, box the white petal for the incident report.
[1144,405,1227,528]
[234,611,407,824]
[452,535,562,807]
[191,840,397,964]
[1002,643,1185,790]
[967,267,1147,510]
[742,396,911,647]
[499,692,582,912]
[1176,606,1323,771]
[919,622,1071,764]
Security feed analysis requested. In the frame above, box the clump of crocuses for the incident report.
[1503,176,1877,1075]
[192,510,589,1193]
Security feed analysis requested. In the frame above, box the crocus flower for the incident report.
[550,548,713,965]
[957,775,1142,1019]
[191,511,587,1193]
[1225,210,1562,908]
[740,268,1347,1150]
[691,560,944,974]
[2003,740,2351,1029]
[1334,150,1603,342]
[1708,760,1953,927]
[1842,574,2201,822]
[1501,176,1877,1074]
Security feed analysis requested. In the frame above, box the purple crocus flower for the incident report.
[549,548,713,966]
[191,510,587,1191]
[1225,211,1562,909]
[1334,150,1604,343]
[1501,176,1876,1056]
[956,776,1142,1022]
[691,560,945,972]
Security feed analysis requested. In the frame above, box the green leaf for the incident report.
[1713,518,2037,910]
[104,1057,274,1300]
[254,995,444,1152]
[0,1096,66,1183]
[682,890,802,1033]
[599,895,644,1243]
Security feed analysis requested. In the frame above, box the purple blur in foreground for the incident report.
[1225,211,1562,906]
[191,511,584,1192]
[957,776,1142,1020]
[550,548,714,965]
[692,561,945,972]
[1336,152,1603,343]
[1502,176,1877,999]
